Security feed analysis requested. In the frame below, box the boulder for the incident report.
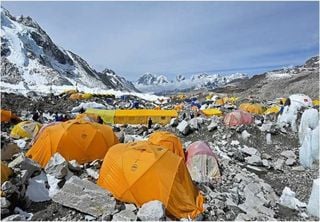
[177,120,191,135]
[273,158,285,171]
[112,210,137,221]
[52,176,116,217]
[285,158,296,166]
[240,147,260,157]
[170,118,178,127]
[137,200,165,221]
[279,187,306,210]
[280,150,297,159]
[241,130,251,140]
[1,143,20,161]
[1,197,11,209]
[207,121,218,132]
[86,168,99,180]
[45,153,69,179]
[8,154,41,178]
[68,160,81,172]
[245,155,262,166]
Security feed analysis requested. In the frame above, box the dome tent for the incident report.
[224,110,253,127]
[239,103,264,114]
[97,141,204,219]
[10,121,42,139]
[26,119,119,167]
[186,141,221,182]
[148,131,185,159]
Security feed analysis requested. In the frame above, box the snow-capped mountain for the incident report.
[136,73,169,85]
[176,74,186,82]
[134,72,248,93]
[0,7,137,92]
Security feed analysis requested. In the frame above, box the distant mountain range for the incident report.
[0,7,138,92]
[213,56,319,100]
[134,72,248,93]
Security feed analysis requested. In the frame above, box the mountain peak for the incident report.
[1,8,138,92]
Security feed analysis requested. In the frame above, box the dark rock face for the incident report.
[1,7,138,92]
[1,58,23,84]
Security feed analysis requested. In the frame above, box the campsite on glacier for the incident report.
[1,2,319,221]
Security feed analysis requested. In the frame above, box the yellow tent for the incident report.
[26,119,119,167]
[205,95,212,101]
[114,110,177,125]
[10,121,42,139]
[215,98,224,106]
[313,100,319,107]
[85,109,115,124]
[239,103,264,114]
[264,106,280,115]
[69,93,84,100]
[82,93,93,100]
[97,141,204,219]
[148,131,185,159]
[1,162,13,184]
[201,108,223,117]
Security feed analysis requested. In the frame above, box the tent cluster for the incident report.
[24,119,214,219]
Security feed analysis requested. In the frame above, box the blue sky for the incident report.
[2,1,319,81]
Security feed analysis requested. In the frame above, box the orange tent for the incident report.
[1,109,20,122]
[26,119,119,167]
[239,103,264,114]
[148,131,185,159]
[97,141,204,219]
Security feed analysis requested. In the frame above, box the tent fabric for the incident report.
[69,93,83,100]
[1,109,12,122]
[10,121,42,139]
[224,110,253,127]
[1,162,13,184]
[215,98,224,106]
[313,100,319,107]
[186,141,221,182]
[26,119,119,167]
[85,109,115,124]
[239,103,264,114]
[97,141,204,219]
[114,110,178,125]
[264,106,280,115]
[1,109,19,122]
[31,122,61,145]
[148,131,185,159]
[201,108,223,117]
[289,94,313,108]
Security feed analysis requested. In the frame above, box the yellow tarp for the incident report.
[202,108,223,117]
[148,131,185,159]
[97,141,204,219]
[10,121,42,139]
[1,162,13,184]
[26,119,119,167]
[85,109,115,124]
[239,103,264,114]
[114,109,178,125]
[264,106,280,115]
[313,100,319,106]
[82,93,93,100]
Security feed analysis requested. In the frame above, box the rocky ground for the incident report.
[1,92,319,221]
